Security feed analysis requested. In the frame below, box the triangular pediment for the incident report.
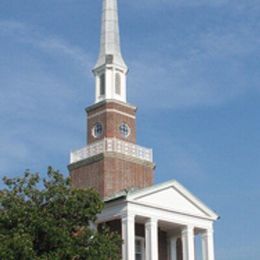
[127,180,218,220]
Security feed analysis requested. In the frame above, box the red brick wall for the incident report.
[69,154,154,198]
[103,155,153,198]
[70,157,105,197]
[87,101,136,116]
[87,101,137,144]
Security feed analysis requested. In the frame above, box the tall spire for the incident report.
[95,0,127,69]
[93,0,128,104]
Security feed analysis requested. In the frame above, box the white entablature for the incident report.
[93,0,128,104]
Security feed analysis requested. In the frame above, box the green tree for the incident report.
[0,167,121,260]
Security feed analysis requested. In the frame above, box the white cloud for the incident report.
[0,20,92,69]
[0,20,90,177]
[128,23,259,110]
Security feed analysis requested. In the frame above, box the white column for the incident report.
[169,237,178,260]
[182,226,195,260]
[121,213,135,260]
[202,229,215,260]
[145,218,158,260]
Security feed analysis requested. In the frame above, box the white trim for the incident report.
[88,109,136,120]
[128,199,213,221]
[122,213,135,260]
[96,199,216,260]
[127,180,219,220]
[182,225,195,260]
[145,218,158,260]
[70,138,153,164]
[202,229,215,260]
[127,202,214,230]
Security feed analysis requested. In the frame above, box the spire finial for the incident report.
[93,0,128,104]
[95,0,127,69]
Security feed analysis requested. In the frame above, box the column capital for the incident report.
[145,217,158,225]
[201,228,214,238]
[121,212,135,222]
[182,225,194,235]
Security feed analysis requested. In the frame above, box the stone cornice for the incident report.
[85,99,137,113]
[68,151,156,171]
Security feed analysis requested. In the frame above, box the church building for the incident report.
[68,0,219,259]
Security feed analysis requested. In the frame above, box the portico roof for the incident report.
[104,179,219,221]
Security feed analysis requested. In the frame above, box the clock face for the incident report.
[92,122,103,138]
[119,122,130,138]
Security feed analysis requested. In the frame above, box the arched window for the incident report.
[100,74,105,96]
[115,73,121,95]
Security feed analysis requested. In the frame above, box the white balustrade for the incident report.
[70,138,153,164]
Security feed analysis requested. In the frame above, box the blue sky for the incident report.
[0,0,259,259]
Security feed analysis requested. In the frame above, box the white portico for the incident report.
[97,180,218,260]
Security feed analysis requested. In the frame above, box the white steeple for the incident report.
[93,0,128,103]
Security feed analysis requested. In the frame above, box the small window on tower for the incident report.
[119,122,130,138]
[92,122,103,138]
[115,73,121,95]
[100,74,105,96]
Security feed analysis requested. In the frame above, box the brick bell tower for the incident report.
[68,0,155,198]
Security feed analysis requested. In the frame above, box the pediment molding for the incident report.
[127,180,218,221]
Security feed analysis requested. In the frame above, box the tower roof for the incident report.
[94,0,127,70]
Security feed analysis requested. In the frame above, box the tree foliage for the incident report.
[0,167,121,259]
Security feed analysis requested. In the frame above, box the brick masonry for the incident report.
[86,100,137,144]
[69,152,154,198]
[69,100,155,198]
